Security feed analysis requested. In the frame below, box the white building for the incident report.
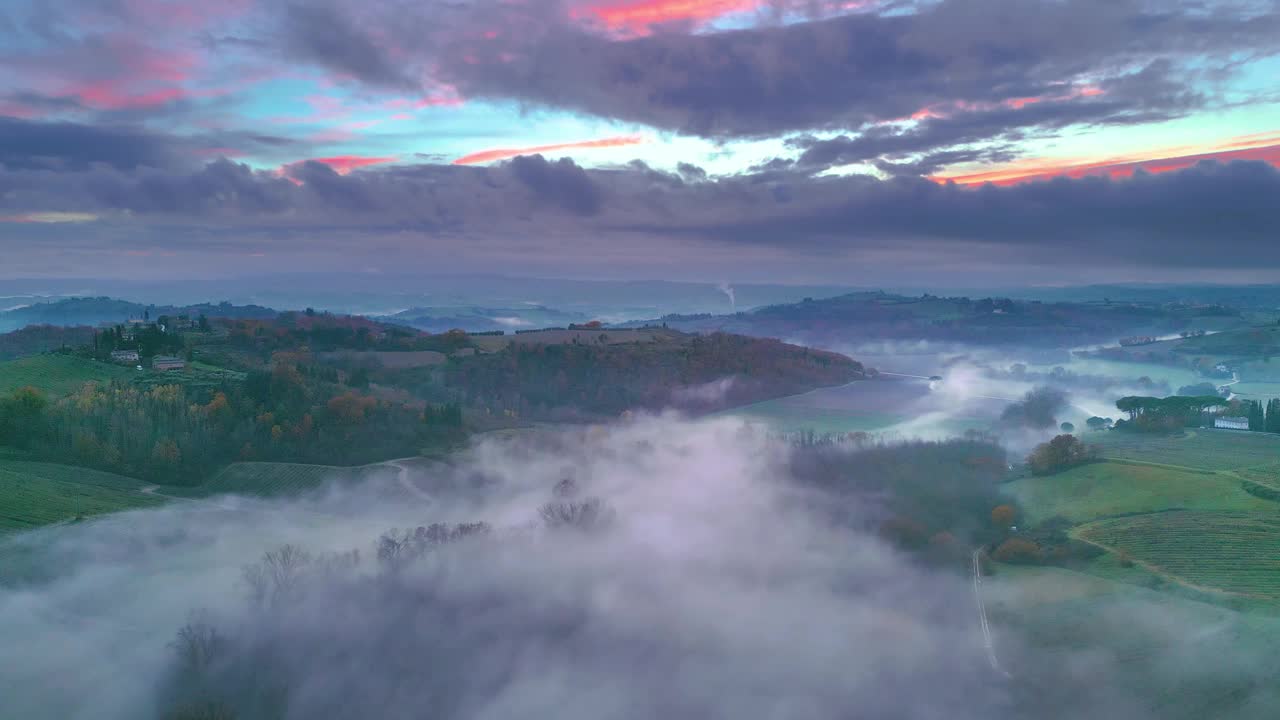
[109,350,140,364]
[152,356,186,371]
[1215,416,1250,430]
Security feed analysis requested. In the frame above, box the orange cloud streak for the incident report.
[452,135,646,165]
[933,137,1280,186]
[575,0,759,33]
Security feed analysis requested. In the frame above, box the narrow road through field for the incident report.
[972,548,1012,679]
[385,460,434,503]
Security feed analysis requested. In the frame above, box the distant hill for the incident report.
[631,292,1246,348]
[379,305,589,333]
[0,297,278,333]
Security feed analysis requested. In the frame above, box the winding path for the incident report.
[972,547,1012,679]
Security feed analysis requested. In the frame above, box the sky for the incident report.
[0,0,1278,285]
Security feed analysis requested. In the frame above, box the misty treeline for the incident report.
[664,292,1236,348]
[994,363,1170,395]
[444,333,863,420]
[155,431,1005,719]
[0,361,463,483]
[999,386,1069,430]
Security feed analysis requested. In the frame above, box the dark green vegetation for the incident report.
[446,331,863,420]
[643,291,1245,347]
[0,309,862,531]
[0,324,96,361]
[0,458,163,533]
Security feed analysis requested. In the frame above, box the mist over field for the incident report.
[3,414,1277,719]
[2,416,1000,719]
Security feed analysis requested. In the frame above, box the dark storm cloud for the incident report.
[3,127,1278,275]
[395,0,1277,138]
[0,116,184,171]
[509,154,603,215]
[279,2,417,91]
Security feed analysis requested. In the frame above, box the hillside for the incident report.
[0,297,278,333]
[0,324,96,361]
[0,355,135,396]
[442,330,865,420]
[639,292,1245,348]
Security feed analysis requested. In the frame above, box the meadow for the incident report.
[0,459,163,534]
[1087,428,1280,471]
[159,462,388,499]
[0,354,134,396]
[1003,460,1272,525]
[986,563,1280,719]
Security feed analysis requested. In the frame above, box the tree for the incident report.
[1085,416,1112,431]
[990,504,1016,529]
[1248,399,1266,431]
[1060,421,1075,433]
[992,538,1042,564]
[1028,434,1097,475]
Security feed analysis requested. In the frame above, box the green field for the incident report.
[1076,511,1280,599]
[164,461,386,499]
[1004,461,1272,525]
[1089,428,1280,471]
[0,354,134,396]
[0,459,163,534]
[987,564,1280,718]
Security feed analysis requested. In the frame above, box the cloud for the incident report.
[936,139,1280,186]
[0,116,185,171]
[453,135,645,165]
[421,0,1277,138]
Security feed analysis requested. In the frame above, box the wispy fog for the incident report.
[3,415,1276,719]
[1,416,999,719]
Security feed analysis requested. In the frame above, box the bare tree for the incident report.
[539,497,616,532]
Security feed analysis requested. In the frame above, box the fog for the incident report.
[2,416,1002,719]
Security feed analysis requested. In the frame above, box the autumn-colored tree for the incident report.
[990,504,1017,528]
[992,538,1042,564]
[1028,434,1098,475]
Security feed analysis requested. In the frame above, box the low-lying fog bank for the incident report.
[2,415,1276,719]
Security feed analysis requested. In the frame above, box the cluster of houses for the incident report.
[101,314,188,371]
[107,349,186,371]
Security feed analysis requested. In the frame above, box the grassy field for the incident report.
[1088,428,1280,471]
[1004,461,1272,525]
[163,461,387,499]
[0,354,134,396]
[1076,511,1280,599]
[986,564,1280,718]
[0,459,163,534]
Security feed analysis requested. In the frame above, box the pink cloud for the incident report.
[453,135,645,165]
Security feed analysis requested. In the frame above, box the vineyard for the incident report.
[1076,511,1280,598]
[1004,461,1271,524]
[170,461,386,498]
[0,459,162,534]
[0,354,134,396]
[1089,429,1280,471]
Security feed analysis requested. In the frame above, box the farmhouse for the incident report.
[152,356,186,371]
[1214,416,1250,430]
[109,349,140,364]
